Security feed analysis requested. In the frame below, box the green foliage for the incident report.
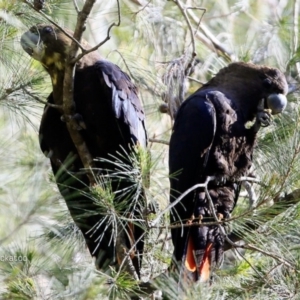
[1,0,300,299]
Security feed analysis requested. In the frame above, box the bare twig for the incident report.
[2,83,62,109]
[115,223,140,281]
[150,176,264,228]
[274,144,300,201]
[187,8,235,61]
[1,84,30,101]
[22,0,85,51]
[172,0,197,56]
[234,247,266,282]
[239,176,262,184]
[150,176,216,227]
[187,76,205,84]
[293,0,300,78]
[240,243,295,268]
[73,0,80,13]
[133,0,152,15]
[22,87,62,109]
[168,0,206,112]
[149,138,169,146]
[172,1,206,74]
[115,226,146,278]
[186,5,206,57]
[73,0,121,63]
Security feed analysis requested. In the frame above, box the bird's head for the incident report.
[207,62,288,118]
[20,24,100,72]
[257,66,288,115]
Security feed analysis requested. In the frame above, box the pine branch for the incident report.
[224,188,300,251]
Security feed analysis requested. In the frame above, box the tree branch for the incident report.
[166,1,206,114]
[150,176,216,227]
[149,138,169,146]
[187,8,235,61]
[72,0,121,64]
[172,0,197,57]
[59,1,141,281]
[22,87,62,109]
[62,0,97,185]
[239,243,295,269]
[293,0,300,78]
[73,0,80,13]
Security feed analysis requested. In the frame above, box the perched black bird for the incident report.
[169,62,288,282]
[21,24,147,277]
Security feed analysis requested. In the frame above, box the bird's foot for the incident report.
[198,215,203,224]
[187,214,195,224]
[257,109,272,127]
[217,213,224,221]
[252,109,272,133]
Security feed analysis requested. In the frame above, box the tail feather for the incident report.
[185,236,197,272]
[181,225,224,282]
[198,242,212,282]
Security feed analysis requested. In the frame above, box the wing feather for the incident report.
[169,93,216,261]
[97,60,147,147]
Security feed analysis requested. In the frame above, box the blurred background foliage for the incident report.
[0,0,300,299]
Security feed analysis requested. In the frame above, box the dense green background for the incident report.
[1,0,300,299]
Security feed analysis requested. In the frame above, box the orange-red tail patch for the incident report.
[185,237,196,272]
[199,243,212,282]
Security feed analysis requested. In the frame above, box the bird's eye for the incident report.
[43,26,53,34]
[263,78,272,88]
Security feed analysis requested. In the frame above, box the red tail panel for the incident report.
[199,243,212,282]
[185,236,196,272]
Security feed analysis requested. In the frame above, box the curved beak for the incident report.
[20,31,45,62]
[21,31,38,56]
[266,93,287,115]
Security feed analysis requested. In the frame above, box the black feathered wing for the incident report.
[98,60,147,148]
[169,93,217,281]
[39,60,147,278]
[94,60,147,273]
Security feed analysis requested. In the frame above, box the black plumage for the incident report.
[169,62,288,282]
[21,24,147,277]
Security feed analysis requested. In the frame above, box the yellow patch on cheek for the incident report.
[44,52,64,70]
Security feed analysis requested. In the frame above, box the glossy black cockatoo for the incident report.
[169,62,288,282]
[20,24,147,277]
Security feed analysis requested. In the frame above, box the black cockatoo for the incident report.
[169,62,288,282]
[21,24,147,278]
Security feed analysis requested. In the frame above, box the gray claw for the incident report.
[257,110,272,127]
